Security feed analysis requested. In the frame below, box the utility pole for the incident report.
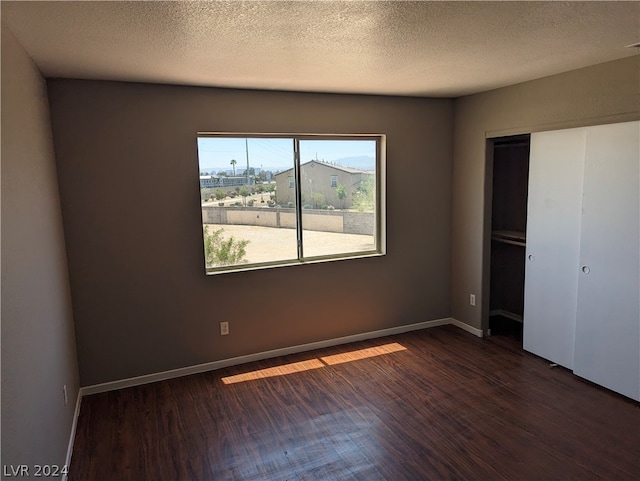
[245,138,250,185]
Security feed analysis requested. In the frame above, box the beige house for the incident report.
[274,160,374,208]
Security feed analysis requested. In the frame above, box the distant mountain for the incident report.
[333,155,376,171]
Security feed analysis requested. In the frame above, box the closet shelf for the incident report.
[492,230,526,247]
[489,309,523,324]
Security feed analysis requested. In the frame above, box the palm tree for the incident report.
[230,159,237,176]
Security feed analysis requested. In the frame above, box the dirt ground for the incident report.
[204,223,376,263]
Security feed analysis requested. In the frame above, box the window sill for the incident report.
[205,250,385,275]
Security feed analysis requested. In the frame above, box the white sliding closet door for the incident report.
[524,128,586,369]
[573,121,640,401]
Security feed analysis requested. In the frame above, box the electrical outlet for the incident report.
[63,385,68,406]
[220,321,229,336]
[469,294,476,306]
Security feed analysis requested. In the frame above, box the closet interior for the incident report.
[488,134,530,340]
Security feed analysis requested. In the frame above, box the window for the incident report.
[197,134,385,273]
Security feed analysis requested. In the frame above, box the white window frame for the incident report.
[330,175,338,187]
[198,133,386,274]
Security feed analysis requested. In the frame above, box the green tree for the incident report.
[203,226,249,267]
[352,177,375,212]
[311,192,326,209]
[239,185,250,206]
[336,184,347,208]
[230,159,237,176]
[214,188,226,201]
[265,183,276,201]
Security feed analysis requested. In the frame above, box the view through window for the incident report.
[197,134,384,272]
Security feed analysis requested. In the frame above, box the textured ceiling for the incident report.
[2,1,639,97]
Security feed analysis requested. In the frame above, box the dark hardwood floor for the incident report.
[70,325,640,480]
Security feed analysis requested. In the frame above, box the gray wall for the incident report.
[1,27,80,474]
[47,80,453,386]
[451,56,640,331]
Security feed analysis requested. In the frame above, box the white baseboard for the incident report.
[450,318,484,337]
[81,317,463,395]
[81,317,483,396]
[67,317,482,469]
[62,391,82,481]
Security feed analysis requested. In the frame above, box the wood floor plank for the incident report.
[69,325,640,480]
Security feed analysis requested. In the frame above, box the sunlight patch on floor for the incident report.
[221,359,325,384]
[320,342,407,365]
[221,342,407,384]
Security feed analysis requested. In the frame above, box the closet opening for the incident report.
[485,134,530,343]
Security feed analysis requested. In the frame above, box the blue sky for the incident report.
[197,137,376,172]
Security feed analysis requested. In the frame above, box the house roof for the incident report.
[2,1,638,98]
[274,160,373,178]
